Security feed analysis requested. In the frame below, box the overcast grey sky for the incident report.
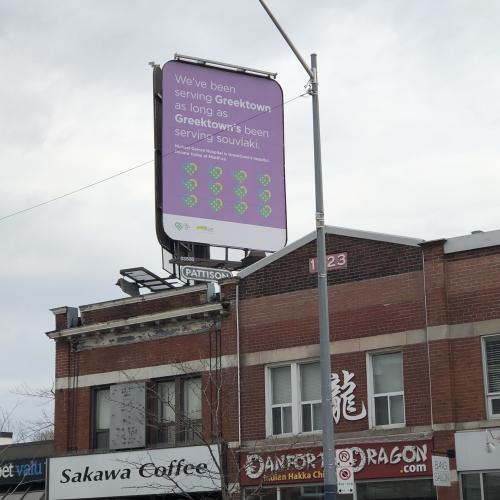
[1,0,500,434]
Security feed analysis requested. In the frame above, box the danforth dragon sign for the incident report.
[240,441,433,486]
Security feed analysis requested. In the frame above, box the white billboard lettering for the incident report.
[180,266,232,282]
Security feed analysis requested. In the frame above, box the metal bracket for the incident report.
[174,53,277,79]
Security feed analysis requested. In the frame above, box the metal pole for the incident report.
[311,53,336,500]
[257,0,313,80]
[256,2,336,498]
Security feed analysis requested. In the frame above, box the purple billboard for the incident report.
[161,60,286,251]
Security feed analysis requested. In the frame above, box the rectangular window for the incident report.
[270,366,293,435]
[369,351,405,427]
[300,363,322,433]
[483,336,500,418]
[461,471,500,500]
[155,376,202,446]
[94,387,110,449]
[267,361,321,436]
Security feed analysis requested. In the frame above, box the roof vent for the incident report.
[471,230,484,234]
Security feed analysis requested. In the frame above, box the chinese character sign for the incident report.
[331,370,367,423]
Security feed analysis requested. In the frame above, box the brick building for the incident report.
[46,226,500,500]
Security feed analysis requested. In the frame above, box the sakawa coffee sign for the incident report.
[240,440,433,486]
[48,445,220,500]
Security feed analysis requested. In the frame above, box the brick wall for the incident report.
[446,248,500,325]
[451,336,486,422]
[239,234,422,299]
[50,231,500,500]
[81,291,205,326]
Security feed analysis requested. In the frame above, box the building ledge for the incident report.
[46,302,224,340]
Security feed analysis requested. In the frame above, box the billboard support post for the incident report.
[257,2,336,499]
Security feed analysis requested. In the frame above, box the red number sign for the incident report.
[309,252,347,273]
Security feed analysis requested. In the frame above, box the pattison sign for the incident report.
[48,445,220,499]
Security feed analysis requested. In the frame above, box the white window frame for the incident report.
[459,470,500,500]
[481,334,500,419]
[366,350,405,429]
[265,360,321,437]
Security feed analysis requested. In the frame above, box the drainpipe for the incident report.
[236,282,242,447]
[421,249,435,431]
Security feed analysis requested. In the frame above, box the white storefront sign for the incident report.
[456,429,500,471]
[48,445,220,500]
[432,455,450,487]
[336,448,354,467]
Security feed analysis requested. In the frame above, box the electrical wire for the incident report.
[0,91,309,223]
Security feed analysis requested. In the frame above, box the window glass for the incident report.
[312,403,322,430]
[155,376,202,446]
[272,407,282,434]
[492,399,500,414]
[374,396,389,425]
[184,377,202,420]
[271,366,292,404]
[158,380,176,421]
[96,388,110,429]
[390,394,405,424]
[373,352,403,393]
[301,362,321,401]
[302,404,312,432]
[282,406,292,433]
[268,362,322,435]
[300,362,322,432]
[486,338,500,393]
[95,431,109,449]
[94,387,111,450]
[484,471,500,500]
[357,479,435,499]
[461,473,481,500]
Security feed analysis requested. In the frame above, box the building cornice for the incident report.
[46,302,224,340]
[78,284,207,312]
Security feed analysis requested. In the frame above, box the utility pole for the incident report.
[257,2,336,499]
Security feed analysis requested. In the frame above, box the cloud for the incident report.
[2,0,500,432]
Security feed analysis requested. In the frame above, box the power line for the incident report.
[0,91,308,223]
[0,160,154,222]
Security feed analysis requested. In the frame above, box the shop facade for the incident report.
[47,283,234,500]
[48,445,221,500]
[46,226,500,500]
[240,440,435,500]
[456,429,500,500]
[0,439,53,500]
[218,227,500,500]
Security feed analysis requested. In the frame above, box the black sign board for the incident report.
[0,458,46,485]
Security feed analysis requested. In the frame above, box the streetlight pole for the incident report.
[257,2,336,499]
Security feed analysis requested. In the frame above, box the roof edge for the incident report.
[444,229,500,254]
[238,226,424,279]
[78,284,207,312]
